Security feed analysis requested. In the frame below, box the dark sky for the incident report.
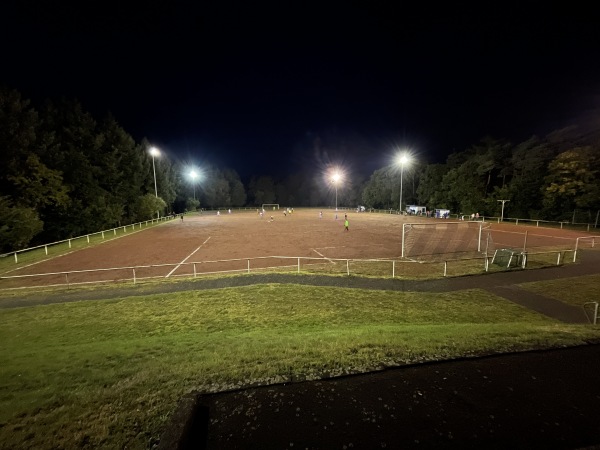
[3,2,600,179]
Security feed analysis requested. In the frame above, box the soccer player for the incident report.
[344,218,349,231]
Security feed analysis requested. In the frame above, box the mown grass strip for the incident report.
[519,273,600,307]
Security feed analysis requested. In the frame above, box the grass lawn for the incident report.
[2,284,600,449]
[519,274,600,307]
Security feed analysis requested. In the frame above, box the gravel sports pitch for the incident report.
[0,208,594,289]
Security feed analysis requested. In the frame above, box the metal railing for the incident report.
[573,236,598,262]
[0,216,176,264]
[584,302,599,325]
[0,249,579,291]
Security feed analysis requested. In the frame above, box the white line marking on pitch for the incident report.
[166,236,211,277]
[1,251,77,275]
[311,248,335,264]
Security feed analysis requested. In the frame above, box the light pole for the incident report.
[149,147,159,198]
[190,170,198,200]
[497,199,510,221]
[332,172,341,210]
[398,154,410,214]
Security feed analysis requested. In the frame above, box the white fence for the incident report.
[0,216,176,264]
[573,236,598,262]
[0,250,580,291]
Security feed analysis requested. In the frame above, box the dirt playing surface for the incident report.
[1,209,594,290]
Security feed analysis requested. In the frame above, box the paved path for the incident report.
[163,345,600,450]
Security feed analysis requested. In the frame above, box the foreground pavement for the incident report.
[161,344,600,449]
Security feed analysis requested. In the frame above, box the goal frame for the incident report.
[262,203,280,211]
[401,221,485,258]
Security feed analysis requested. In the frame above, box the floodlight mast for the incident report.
[190,170,198,200]
[497,199,510,221]
[332,172,341,210]
[398,154,410,214]
[149,147,160,198]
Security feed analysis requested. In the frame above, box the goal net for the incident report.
[262,203,279,211]
[402,221,494,259]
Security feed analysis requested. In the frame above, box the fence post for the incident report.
[102,231,105,239]
[247,259,250,274]
[444,261,447,277]
[595,303,599,325]
[123,226,126,233]
[133,269,136,284]
[401,224,406,257]
[193,263,197,278]
[392,260,395,278]
[557,252,561,265]
[45,245,48,255]
[68,239,72,248]
[297,257,300,273]
[14,252,18,263]
[536,220,539,227]
[346,259,350,276]
[574,238,579,263]
[87,235,90,243]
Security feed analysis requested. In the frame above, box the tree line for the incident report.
[1,87,599,252]
[362,131,599,223]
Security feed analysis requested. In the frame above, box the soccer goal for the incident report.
[262,203,279,211]
[402,221,494,258]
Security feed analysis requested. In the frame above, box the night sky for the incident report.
[3,2,600,179]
